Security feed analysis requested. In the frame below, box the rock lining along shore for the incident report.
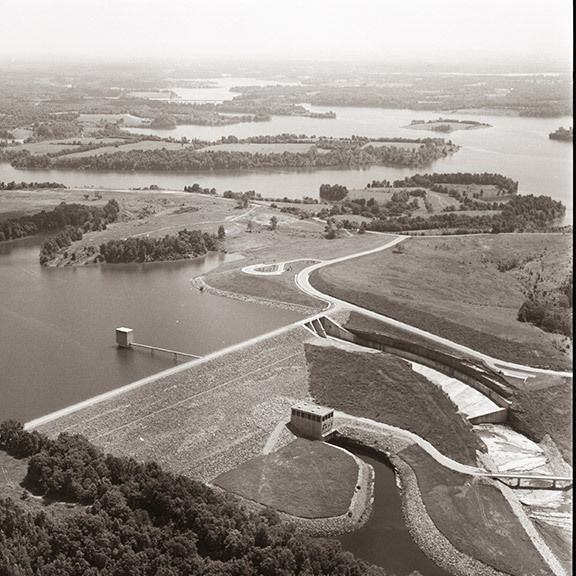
[212,452,375,538]
[332,426,508,576]
[191,275,320,315]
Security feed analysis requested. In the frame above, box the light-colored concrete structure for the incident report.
[291,401,334,439]
[116,327,134,348]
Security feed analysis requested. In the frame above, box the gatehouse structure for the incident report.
[291,402,334,439]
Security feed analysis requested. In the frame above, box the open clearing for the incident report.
[197,142,319,153]
[61,140,193,159]
[214,438,358,518]
[310,233,572,370]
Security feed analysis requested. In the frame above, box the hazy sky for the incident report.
[0,0,572,68]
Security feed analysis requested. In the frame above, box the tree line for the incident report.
[0,421,385,576]
[391,172,518,194]
[0,180,66,190]
[99,228,222,264]
[2,138,457,172]
[0,199,119,243]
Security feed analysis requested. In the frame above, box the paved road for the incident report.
[294,234,572,379]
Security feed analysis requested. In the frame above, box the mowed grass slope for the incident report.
[305,343,483,466]
[508,374,573,465]
[399,444,553,576]
[214,438,358,518]
[310,234,572,369]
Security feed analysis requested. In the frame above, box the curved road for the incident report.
[294,234,572,379]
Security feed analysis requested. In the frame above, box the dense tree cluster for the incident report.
[40,226,84,264]
[549,126,573,142]
[3,138,457,172]
[0,181,66,190]
[518,271,573,336]
[184,183,217,195]
[392,173,518,194]
[33,120,82,141]
[0,129,15,140]
[0,423,384,576]
[319,184,349,201]
[364,194,565,234]
[0,199,119,244]
[99,228,219,263]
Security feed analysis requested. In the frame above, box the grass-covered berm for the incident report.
[310,233,572,370]
[304,341,484,466]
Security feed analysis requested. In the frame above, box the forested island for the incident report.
[407,118,491,132]
[0,421,383,576]
[549,126,573,142]
[1,134,458,172]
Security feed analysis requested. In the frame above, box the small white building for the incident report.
[290,401,334,439]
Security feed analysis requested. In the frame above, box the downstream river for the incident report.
[337,450,450,576]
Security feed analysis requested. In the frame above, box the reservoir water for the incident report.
[0,107,572,220]
[0,237,301,423]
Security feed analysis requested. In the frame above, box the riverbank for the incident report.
[333,426,555,576]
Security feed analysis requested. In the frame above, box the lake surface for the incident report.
[0,237,301,423]
[337,449,449,576]
[0,106,571,221]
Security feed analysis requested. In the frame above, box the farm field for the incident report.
[7,137,128,155]
[78,113,149,127]
[197,142,319,153]
[310,233,572,370]
[61,139,193,159]
[215,438,359,518]
[361,141,422,150]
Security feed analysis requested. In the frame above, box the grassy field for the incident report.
[0,188,242,265]
[399,444,552,576]
[203,216,396,307]
[78,113,149,127]
[304,342,483,465]
[207,265,323,310]
[361,141,423,150]
[8,137,128,155]
[310,234,572,370]
[508,374,573,464]
[214,438,358,518]
[61,140,192,159]
[345,186,497,217]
